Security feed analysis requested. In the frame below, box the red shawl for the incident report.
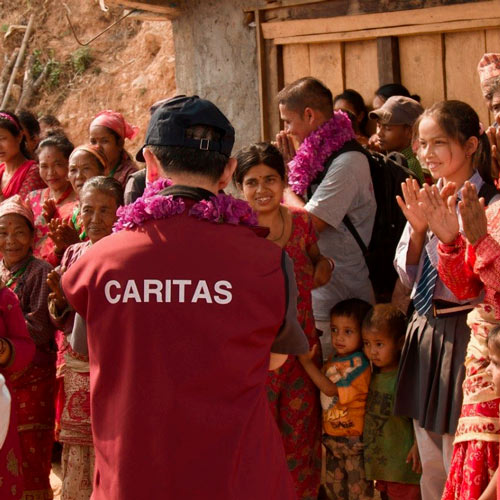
[0,160,37,199]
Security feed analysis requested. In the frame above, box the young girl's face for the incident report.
[241,163,285,215]
[0,127,22,164]
[330,314,362,356]
[362,328,401,372]
[418,116,474,184]
[68,151,103,195]
[38,146,70,193]
[486,338,500,396]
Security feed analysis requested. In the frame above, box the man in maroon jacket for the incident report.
[62,95,308,500]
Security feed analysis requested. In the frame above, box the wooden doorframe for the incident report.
[255,0,500,140]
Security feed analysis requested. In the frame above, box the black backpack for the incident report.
[308,140,418,302]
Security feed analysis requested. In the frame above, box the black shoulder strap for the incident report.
[342,214,368,255]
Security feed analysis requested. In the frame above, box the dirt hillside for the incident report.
[0,0,176,157]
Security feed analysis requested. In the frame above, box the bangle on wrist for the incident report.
[322,256,334,271]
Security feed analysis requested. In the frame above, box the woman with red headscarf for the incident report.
[89,110,138,188]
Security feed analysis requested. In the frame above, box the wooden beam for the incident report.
[255,10,269,141]
[261,1,500,39]
[377,36,400,86]
[273,18,500,44]
[106,0,181,18]
[245,0,328,11]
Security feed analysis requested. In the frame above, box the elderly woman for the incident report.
[48,176,123,500]
[0,195,56,499]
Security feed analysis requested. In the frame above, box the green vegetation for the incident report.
[71,47,93,75]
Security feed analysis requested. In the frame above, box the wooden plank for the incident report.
[377,37,400,86]
[399,34,445,109]
[282,44,310,84]
[106,0,181,17]
[273,18,500,44]
[261,1,500,39]
[309,42,344,97]
[445,31,489,126]
[255,10,269,141]
[344,40,378,106]
[246,0,329,10]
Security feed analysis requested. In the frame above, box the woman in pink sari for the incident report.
[89,110,138,188]
[0,111,45,202]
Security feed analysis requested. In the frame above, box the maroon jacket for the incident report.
[63,196,307,500]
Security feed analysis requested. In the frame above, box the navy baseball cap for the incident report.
[136,95,235,162]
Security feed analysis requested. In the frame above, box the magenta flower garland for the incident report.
[114,178,258,231]
[287,110,356,196]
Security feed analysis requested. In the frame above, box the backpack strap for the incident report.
[342,214,368,256]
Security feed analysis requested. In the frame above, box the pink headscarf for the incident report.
[477,53,500,84]
[0,195,35,228]
[90,110,139,141]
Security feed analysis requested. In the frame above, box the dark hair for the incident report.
[39,114,61,128]
[37,132,74,159]
[80,176,124,207]
[277,77,333,118]
[333,89,368,135]
[330,298,372,329]
[234,143,285,185]
[362,303,407,342]
[418,100,494,185]
[0,110,31,159]
[148,125,229,182]
[17,109,40,138]
[375,83,421,103]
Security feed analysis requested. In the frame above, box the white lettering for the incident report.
[165,279,171,302]
[143,280,163,303]
[173,279,191,303]
[104,280,121,304]
[123,280,142,303]
[214,280,232,304]
[191,280,213,303]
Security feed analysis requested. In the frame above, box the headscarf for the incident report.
[90,110,139,141]
[0,194,35,228]
[71,144,109,172]
[477,53,500,84]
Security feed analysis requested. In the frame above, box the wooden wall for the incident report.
[256,0,500,140]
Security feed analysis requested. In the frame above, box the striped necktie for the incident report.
[413,249,438,316]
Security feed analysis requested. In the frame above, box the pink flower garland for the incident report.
[113,178,257,231]
[288,110,355,196]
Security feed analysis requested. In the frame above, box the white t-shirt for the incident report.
[0,374,11,449]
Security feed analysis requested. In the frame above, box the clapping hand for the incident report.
[48,219,80,255]
[47,268,67,311]
[418,184,459,244]
[458,182,488,246]
[42,199,58,222]
[486,125,500,180]
[396,179,429,233]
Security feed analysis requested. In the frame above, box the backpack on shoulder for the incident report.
[342,147,418,302]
